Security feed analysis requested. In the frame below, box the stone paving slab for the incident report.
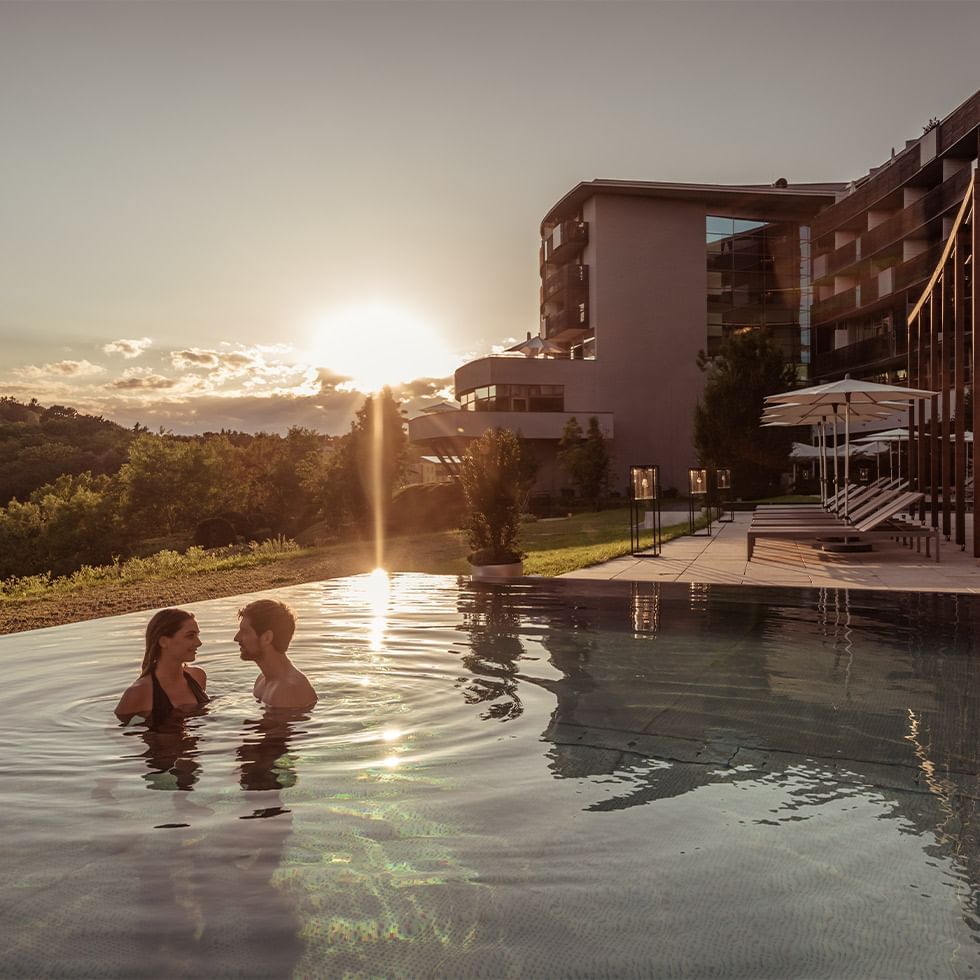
[560,510,980,592]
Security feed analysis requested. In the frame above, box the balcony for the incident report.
[811,286,858,323]
[812,332,907,379]
[813,169,971,284]
[862,169,971,257]
[894,243,943,292]
[541,263,588,304]
[938,90,980,154]
[811,244,943,326]
[814,239,859,282]
[542,307,589,341]
[812,151,921,236]
[541,220,588,268]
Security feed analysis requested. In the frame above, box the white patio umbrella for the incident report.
[765,376,936,517]
[763,400,898,503]
[855,428,909,481]
[509,332,566,357]
[855,427,974,480]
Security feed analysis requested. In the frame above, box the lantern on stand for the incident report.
[629,464,661,556]
[688,467,711,535]
[715,467,734,522]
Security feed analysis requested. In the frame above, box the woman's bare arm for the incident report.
[114,675,152,723]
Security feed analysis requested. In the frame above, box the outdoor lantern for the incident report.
[628,464,661,556]
[689,468,708,496]
[715,467,734,523]
[688,467,712,536]
[633,466,658,501]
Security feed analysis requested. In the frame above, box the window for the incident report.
[456,384,564,413]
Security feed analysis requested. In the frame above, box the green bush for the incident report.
[459,428,523,565]
[0,472,127,578]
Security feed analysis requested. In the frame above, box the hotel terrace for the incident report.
[409,90,979,534]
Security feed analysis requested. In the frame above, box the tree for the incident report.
[239,427,324,533]
[459,427,523,566]
[117,434,244,533]
[0,472,128,578]
[296,442,347,532]
[342,388,407,532]
[694,331,796,499]
[558,416,610,510]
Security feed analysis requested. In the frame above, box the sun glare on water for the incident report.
[305,303,457,394]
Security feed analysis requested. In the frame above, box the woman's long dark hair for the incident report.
[140,608,196,676]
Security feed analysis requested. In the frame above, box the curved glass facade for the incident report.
[459,384,564,412]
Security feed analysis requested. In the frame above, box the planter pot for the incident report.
[469,561,524,581]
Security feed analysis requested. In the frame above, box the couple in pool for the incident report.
[114,598,317,725]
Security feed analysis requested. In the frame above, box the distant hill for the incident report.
[0,397,137,505]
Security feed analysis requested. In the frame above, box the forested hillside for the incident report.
[0,391,412,581]
[0,398,136,505]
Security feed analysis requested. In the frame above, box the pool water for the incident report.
[0,574,977,978]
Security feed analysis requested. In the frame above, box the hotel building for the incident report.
[409,89,979,502]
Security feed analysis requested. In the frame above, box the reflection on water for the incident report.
[238,708,309,794]
[0,575,977,978]
[130,718,204,792]
[456,586,526,721]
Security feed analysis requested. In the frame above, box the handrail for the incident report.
[907,171,975,322]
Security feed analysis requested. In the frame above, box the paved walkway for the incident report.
[561,510,980,592]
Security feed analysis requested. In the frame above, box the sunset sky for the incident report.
[2,0,978,434]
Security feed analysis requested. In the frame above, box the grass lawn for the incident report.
[521,507,694,576]
[0,507,708,604]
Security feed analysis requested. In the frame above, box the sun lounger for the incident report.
[753,482,909,525]
[755,478,902,516]
[751,486,907,526]
[747,491,939,561]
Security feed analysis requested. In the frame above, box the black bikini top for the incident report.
[149,670,210,728]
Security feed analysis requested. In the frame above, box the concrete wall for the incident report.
[585,194,707,493]
[412,192,711,498]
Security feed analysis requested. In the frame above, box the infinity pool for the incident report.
[0,574,977,978]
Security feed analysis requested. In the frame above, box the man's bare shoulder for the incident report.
[265,675,317,708]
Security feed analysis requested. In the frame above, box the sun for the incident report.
[305,303,458,393]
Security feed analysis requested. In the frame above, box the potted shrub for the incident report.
[460,427,525,579]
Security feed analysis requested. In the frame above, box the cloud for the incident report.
[392,376,453,399]
[1,340,453,436]
[170,347,260,374]
[14,359,105,379]
[108,374,179,391]
[316,367,354,392]
[171,349,220,368]
[103,337,153,359]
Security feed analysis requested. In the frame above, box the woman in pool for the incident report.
[114,608,210,725]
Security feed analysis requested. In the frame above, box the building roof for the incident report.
[541,178,845,231]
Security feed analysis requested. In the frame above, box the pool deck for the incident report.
[560,509,980,592]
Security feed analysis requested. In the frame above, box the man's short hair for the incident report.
[238,599,296,653]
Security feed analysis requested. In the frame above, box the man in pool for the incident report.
[235,599,318,708]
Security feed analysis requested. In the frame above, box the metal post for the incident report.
[929,289,940,528]
[941,267,951,541]
[954,227,966,549]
